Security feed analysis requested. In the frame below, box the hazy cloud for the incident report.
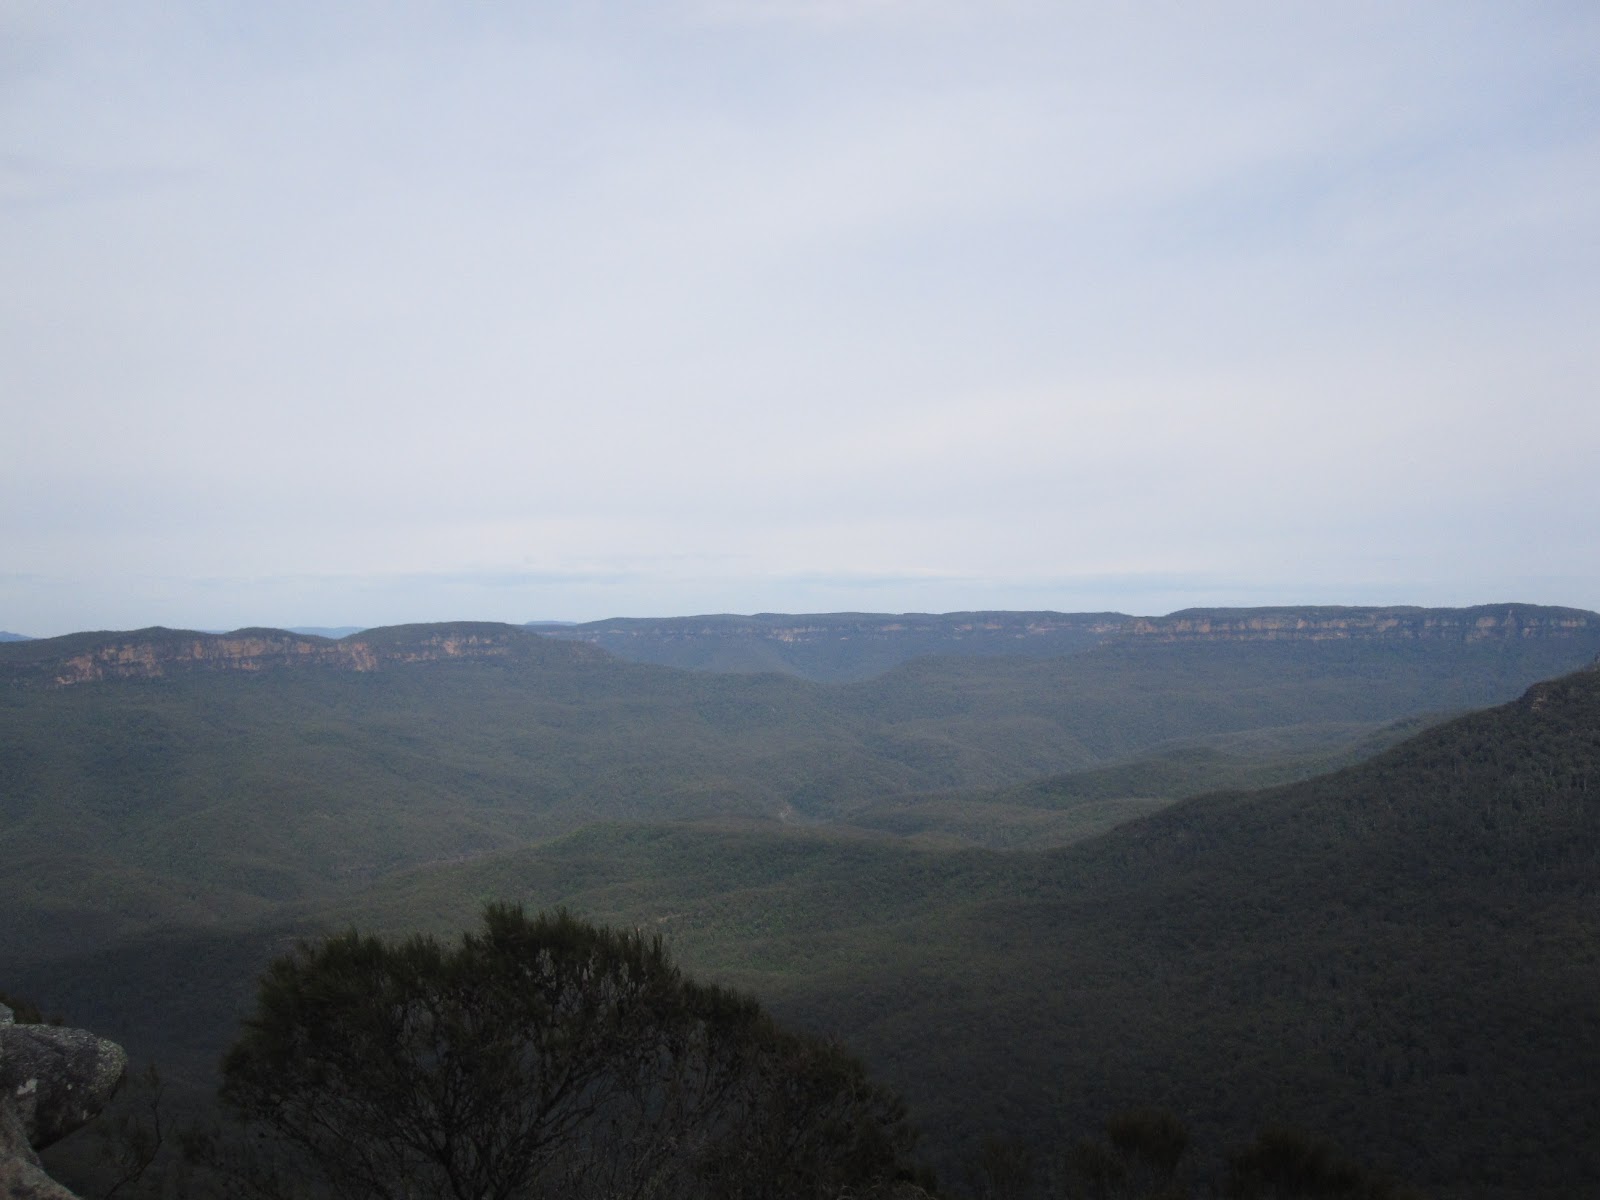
[3,2,1597,634]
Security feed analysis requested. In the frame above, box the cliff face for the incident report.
[1118,605,1600,643]
[50,631,380,685]
[0,623,577,688]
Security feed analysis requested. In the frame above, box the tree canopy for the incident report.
[217,904,912,1200]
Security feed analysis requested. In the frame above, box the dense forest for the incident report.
[5,606,1599,1197]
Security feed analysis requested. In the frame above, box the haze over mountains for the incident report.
[5,603,1600,1197]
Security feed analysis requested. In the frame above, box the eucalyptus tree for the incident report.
[218,904,911,1200]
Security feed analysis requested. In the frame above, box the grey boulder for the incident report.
[0,1004,127,1200]
[0,1025,127,1150]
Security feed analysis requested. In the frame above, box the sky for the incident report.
[4,1,1598,637]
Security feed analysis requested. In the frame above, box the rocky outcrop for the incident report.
[0,1003,128,1200]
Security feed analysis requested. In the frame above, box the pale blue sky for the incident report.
[4,2,1598,636]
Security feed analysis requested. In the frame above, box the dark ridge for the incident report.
[1062,655,1600,884]
[849,659,1600,1194]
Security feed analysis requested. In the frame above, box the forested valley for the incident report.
[4,605,1599,1198]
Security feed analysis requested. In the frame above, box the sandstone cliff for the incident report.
[0,622,601,689]
[1118,604,1600,643]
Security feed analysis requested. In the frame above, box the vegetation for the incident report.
[211,905,911,1200]
[10,617,1600,1198]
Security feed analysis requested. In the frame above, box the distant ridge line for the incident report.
[527,602,1600,645]
[5,605,1598,688]
[527,602,1600,639]
[522,604,1600,681]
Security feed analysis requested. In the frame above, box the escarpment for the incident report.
[5,605,1598,689]
[0,622,604,688]
[1120,603,1600,643]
